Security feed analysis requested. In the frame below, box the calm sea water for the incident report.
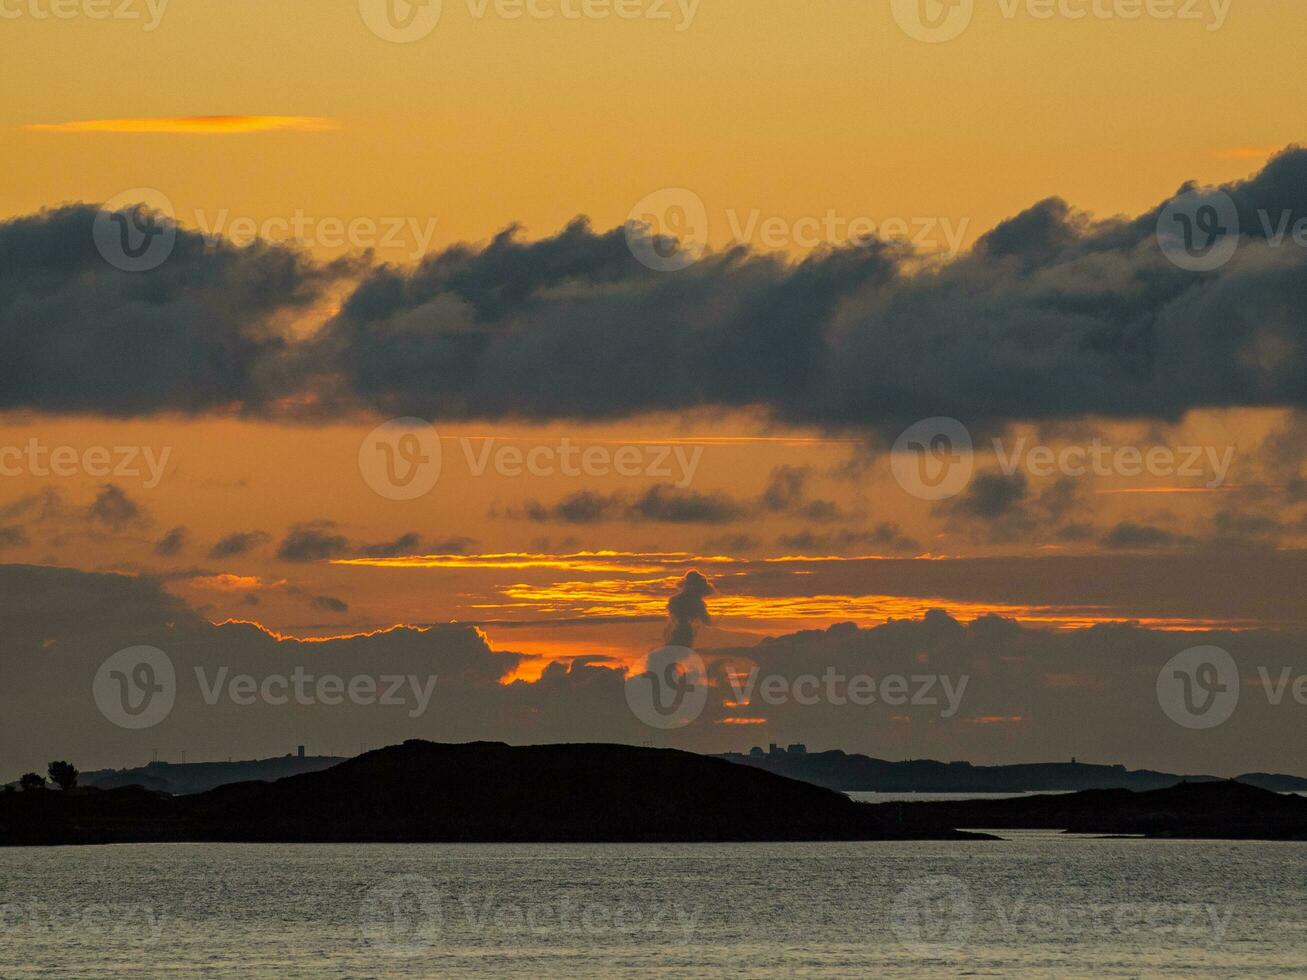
[2,834,1305,977]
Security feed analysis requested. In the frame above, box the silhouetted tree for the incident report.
[19,773,45,791]
[48,761,78,792]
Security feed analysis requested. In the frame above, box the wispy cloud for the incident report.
[25,115,338,134]
[1213,144,1283,160]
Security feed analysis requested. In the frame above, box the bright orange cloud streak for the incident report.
[333,551,741,573]
[25,116,338,134]
[1214,145,1283,160]
[213,619,432,644]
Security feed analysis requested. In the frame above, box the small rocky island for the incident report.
[6,742,1304,846]
[0,741,984,846]
[869,779,1307,840]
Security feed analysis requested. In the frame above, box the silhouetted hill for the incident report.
[0,741,982,846]
[78,755,345,795]
[720,749,1307,794]
[876,780,1307,840]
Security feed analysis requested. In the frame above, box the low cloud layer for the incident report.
[4,148,1307,431]
[5,564,1307,779]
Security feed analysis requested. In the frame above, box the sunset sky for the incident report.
[3,0,1307,772]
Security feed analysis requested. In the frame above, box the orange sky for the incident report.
[2,1,1304,255]
[2,0,1306,669]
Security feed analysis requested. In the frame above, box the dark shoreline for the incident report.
[7,742,1306,846]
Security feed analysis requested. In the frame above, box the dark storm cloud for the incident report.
[209,530,270,559]
[9,563,1307,777]
[310,594,349,613]
[514,465,838,527]
[86,484,145,530]
[665,569,714,647]
[515,485,746,525]
[275,525,431,561]
[7,147,1307,427]
[940,473,1091,544]
[627,484,747,524]
[314,147,1307,432]
[1098,510,1286,553]
[777,522,919,554]
[952,472,1029,520]
[0,204,342,417]
[153,525,187,556]
[0,526,27,549]
[356,532,423,558]
[0,488,65,523]
[520,490,622,525]
[1101,522,1187,550]
[276,521,350,562]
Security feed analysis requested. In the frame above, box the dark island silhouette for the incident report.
[870,779,1307,840]
[720,746,1307,794]
[76,752,345,796]
[0,741,985,846]
[47,746,1307,798]
[8,742,1306,846]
